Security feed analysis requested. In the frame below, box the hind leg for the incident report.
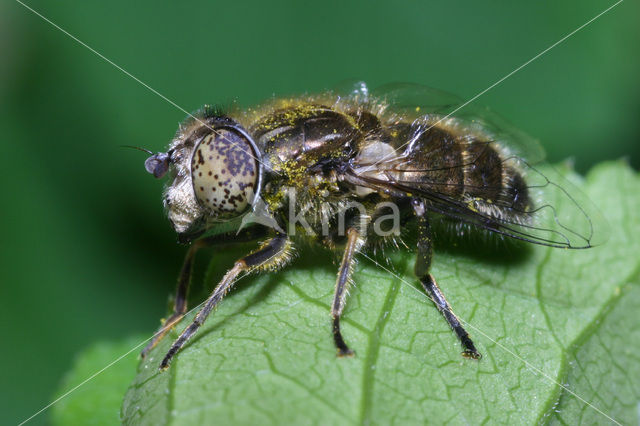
[412,199,480,359]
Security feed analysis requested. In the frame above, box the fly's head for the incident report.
[145,115,263,243]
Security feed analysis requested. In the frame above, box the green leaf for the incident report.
[547,164,640,425]
[51,337,142,426]
[118,161,639,425]
[549,282,640,425]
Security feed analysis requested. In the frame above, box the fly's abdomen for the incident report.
[390,123,466,199]
[462,139,532,220]
[387,122,532,222]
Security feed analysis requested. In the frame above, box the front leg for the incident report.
[141,227,267,358]
[160,233,291,370]
[140,239,204,359]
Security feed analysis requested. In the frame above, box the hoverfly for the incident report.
[138,81,605,369]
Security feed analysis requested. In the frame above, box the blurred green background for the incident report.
[1,0,638,424]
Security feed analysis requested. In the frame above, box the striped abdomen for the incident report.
[385,122,532,221]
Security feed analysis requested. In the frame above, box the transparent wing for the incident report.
[371,83,546,162]
[348,83,608,249]
[331,79,372,102]
[332,80,467,118]
[373,82,465,115]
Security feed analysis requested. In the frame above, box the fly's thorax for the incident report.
[250,104,361,169]
[163,118,261,239]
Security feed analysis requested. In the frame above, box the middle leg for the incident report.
[331,227,363,357]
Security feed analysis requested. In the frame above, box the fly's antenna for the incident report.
[120,145,154,155]
[121,145,171,178]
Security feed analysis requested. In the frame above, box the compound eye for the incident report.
[191,128,258,219]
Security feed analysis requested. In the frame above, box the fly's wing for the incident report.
[373,82,466,115]
[350,83,608,249]
[371,83,546,162]
[331,80,372,102]
[332,81,470,121]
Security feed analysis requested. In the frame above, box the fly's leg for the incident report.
[412,199,481,360]
[331,227,362,357]
[160,233,290,370]
[421,275,481,359]
[141,227,267,359]
[141,239,205,358]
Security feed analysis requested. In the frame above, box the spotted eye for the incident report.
[191,128,259,219]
